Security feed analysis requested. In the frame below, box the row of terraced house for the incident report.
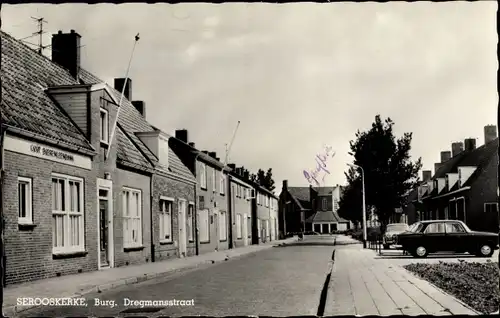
[403,125,499,233]
[0,29,280,285]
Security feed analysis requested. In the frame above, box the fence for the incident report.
[367,233,383,255]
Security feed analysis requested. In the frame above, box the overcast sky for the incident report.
[3,2,497,193]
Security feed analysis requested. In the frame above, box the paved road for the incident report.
[18,243,334,317]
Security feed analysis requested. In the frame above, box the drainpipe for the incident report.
[150,174,155,262]
[193,153,201,256]
[0,127,5,309]
[227,174,233,249]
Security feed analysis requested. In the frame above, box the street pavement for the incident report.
[16,244,335,317]
[326,235,479,316]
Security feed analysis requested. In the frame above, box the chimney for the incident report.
[464,138,477,151]
[131,101,146,117]
[434,163,442,174]
[422,170,432,182]
[451,142,464,157]
[114,78,132,101]
[51,30,81,79]
[188,142,195,148]
[228,163,236,170]
[235,167,242,175]
[175,130,188,143]
[238,167,245,177]
[283,180,288,190]
[243,171,249,180]
[484,125,497,144]
[209,152,217,159]
[440,151,451,163]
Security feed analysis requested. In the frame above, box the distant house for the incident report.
[169,130,231,255]
[415,126,499,233]
[227,165,254,248]
[279,181,349,234]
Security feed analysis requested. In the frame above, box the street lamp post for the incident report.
[348,163,367,248]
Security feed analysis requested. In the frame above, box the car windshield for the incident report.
[408,222,423,232]
[386,224,408,231]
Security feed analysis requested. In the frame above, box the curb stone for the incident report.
[401,266,481,315]
[3,239,297,317]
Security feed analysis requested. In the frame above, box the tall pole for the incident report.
[348,163,367,248]
[361,167,367,248]
[0,3,4,316]
[106,33,140,159]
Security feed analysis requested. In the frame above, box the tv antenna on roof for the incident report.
[31,16,48,54]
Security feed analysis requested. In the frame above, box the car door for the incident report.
[444,222,467,252]
[423,222,446,252]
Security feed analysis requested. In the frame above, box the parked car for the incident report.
[382,223,409,249]
[395,220,499,258]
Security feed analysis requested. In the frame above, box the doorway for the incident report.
[97,179,113,269]
[178,199,187,257]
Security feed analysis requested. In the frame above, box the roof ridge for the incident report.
[1,30,80,83]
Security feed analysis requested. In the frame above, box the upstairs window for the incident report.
[100,108,109,144]
[200,163,207,189]
[212,168,217,192]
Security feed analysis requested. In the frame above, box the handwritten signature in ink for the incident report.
[303,145,336,187]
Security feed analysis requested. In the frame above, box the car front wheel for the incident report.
[476,244,494,257]
[413,246,428,258]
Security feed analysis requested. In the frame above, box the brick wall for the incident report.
[152,173,196,261]
[467,155,499,232]
[3,149,98,285]
[230,181,252,248]
[112,168,152,267]
[198,161,229,254]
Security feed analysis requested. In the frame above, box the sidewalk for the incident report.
[325,235,479,316]
[2,237,297,317]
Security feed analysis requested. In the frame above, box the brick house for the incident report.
[227,166,254,248]
[278,181,349,235]
[414,125,499,233]
[0,29,195,285]
[169,130,230,254]
[254,185,278,243]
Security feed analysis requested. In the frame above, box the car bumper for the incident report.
[383,237,397,245]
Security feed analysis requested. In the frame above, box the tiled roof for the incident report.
[428,138,498,198]
[305,211,348,223]
[288,187,310,202]
[116,126,153,173]
[313,187,335,196]
[1,30,194,182]
[0,31,94,153]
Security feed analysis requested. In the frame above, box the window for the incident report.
[200,163,207,189]
[212,168,217,192]
[236,214,242,239]
[220,174,225,195]
[456,198,466,222]
[484,203,498,214]
[188,203,194,242]
[159,197,173,243]
[448,200,457,219]
[219,211,227,241]
[18,177,33,225]
[52,174,84,254]
[243,187,247,200]
[122,188,142,248]
[265,196,269,207]
[322,199,327,210]
[100,108,109,144]
[445,222,466,233]
[424,222,445,234]
[257,219,261,238]
[199,209,210,243]
[257,193,260,205]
